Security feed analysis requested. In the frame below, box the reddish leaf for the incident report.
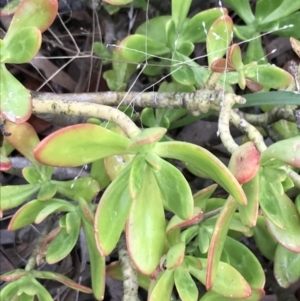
[5,121,42,170]
[246,78,264,92]
[31,270,93,294]
[154,141,247,205]
[5,0,58,36]
[228,142,260,184]
[166,207,203,234]
[34,124,130,167]
[0,269,27,281]
[206,197,237,290]
[210,58,235,73]
[189,258,252,299]
[0,146,12,171]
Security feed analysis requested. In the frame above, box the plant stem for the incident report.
[240,106,296,126]
[218,93,247,153]
[231,110,267,153]
[118,234,140,301]
[31,90,300,188]
[31,90,235,113]
[25,217,55,271]
[206,72,222,90]
[32,99,141,138]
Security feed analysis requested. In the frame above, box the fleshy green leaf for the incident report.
[2,27,41,64]
[0,269,27,281]
[245,64,293,89]
[253,216,277,260]
[119,34,170,63]
[22,167,42,184]
[171,0,192,30]
[104,153,133,180]
[46,212,81,263]
[171,51,197,85]
[207,15,233,66]
[54,177,100,203]
[128,127,166,152]
[198,226,211,254]
[200,289,265,301]
[296,195,300,215]
[189,258,252,299]
[222,0,254,24]
[238,173,259,227]
[136,16,171,44]
[166,207,203,234]
[93,41,112,61]
[152,155,193,220]
[274,244,300,288]
[95,165,132,256]
[34,283,53,301]
[0,146,12,171]
[82,220,106,299]
[154,141,247,205]
[244,36,265,64]
[148,270,174,301]
[31,270,93,293]
[263,166,287,183]
[0,281,20,300]
[266,190,300,252]
[34,123,131,167]
[223,236,265,289]
[0,0,22,15]
[0,184,40,212]
[90,158,111,189]
[260,136,300,168]
[5,121,52,177]
[18,275,40,296]
[180,225,199,245]
[206,197,237,290]
[5,0,58,36]
[166,242,185,270]
[126,166,166,275]
[37,181,57,200]
[194,184,218,210]
[174,263,198,301]
[8,198,75,230]
[165,19,178,51]
[274,12,300,38]
[103,0,132,4]
[259,169,285,229]
[180,8,226,43]
[255,0,300,24]
[128,154,146,199]
[228,44,244,71]
[0,65,31,123]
